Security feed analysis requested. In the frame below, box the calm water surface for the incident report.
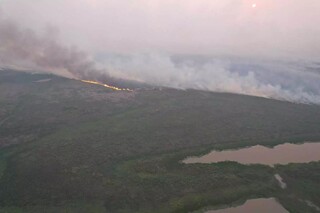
[184,142,320,166]
[205,198,288,213]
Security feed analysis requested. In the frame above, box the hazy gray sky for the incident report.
[1,0,320,60]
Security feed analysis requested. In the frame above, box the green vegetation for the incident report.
[0,70,320,212]
[275,162,320,213]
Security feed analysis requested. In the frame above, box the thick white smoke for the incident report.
[0,15,106,80]
[1,5,319,104]
[98,53,320,104]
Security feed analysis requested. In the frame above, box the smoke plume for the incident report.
[0,15,105,80]
[98,53,320,104]
[1,12,320,104]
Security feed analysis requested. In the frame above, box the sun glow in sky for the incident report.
[1,0,320,60]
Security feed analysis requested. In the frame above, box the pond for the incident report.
[183,142,320,166]
[205,198,288,213]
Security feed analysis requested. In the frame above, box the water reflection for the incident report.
[205,198,288,213]
[184,142,320,166]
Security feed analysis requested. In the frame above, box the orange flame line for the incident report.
[81,80,133,92]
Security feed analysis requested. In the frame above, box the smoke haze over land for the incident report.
[0,15,105,79]
[98,53,320,104]
[0,0,320,103]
